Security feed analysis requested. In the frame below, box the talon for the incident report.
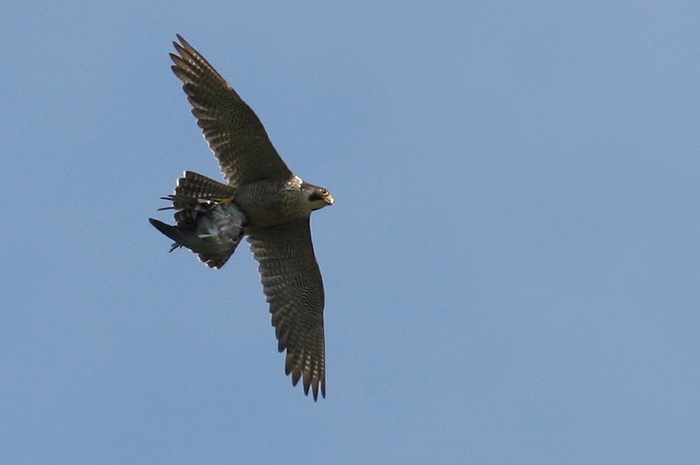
[212,195,235,207]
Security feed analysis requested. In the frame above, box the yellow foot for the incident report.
[212,195,235,207]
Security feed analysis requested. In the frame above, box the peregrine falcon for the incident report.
[149,35,333,400]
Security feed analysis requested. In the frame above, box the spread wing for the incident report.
[170,35,292,188]
[247,218,326,400]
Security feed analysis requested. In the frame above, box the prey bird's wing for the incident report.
[247,218,326,400]
[170,35,292,187]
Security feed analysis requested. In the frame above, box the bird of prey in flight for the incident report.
[150,35,333,400]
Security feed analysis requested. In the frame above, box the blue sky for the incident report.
[2,2,699,463]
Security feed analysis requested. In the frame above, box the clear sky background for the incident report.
[1,2,699,464]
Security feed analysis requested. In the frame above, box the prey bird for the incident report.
[150,35,333,400]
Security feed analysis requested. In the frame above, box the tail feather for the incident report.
[174,171,235,204]
[168,171,236,225]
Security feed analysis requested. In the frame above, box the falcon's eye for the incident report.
[320,189,327,195]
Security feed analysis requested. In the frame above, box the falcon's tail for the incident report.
[173,171,235,201]
[161,171,236,224]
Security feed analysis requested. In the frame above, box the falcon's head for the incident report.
[307,185,334,211]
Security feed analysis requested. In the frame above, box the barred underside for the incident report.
[248,218,326,400]
[170,35,292,187]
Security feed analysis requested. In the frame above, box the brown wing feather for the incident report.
[247,218,326,400]
[170,35,292,187]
